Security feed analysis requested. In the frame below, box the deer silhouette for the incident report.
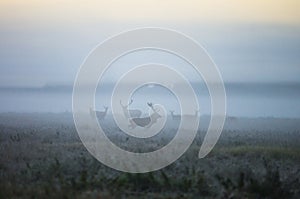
[89,106,108,120]
[129,102,161,129]
[170,110,199,120]
[170,110,180,120]
[120,99,142,118]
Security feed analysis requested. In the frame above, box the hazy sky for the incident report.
[0,0,299,87]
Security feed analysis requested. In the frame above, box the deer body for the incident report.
[188,110,199,117]
[170,111,181,120]
[170,110,199,120]
[90,106,108,120]
[129,103,161,129]
[120,100,142,118]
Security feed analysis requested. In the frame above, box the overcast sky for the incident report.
[0,0,299,87]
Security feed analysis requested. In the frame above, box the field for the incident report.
[0,113,299,198]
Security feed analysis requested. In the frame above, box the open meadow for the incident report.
[0,113,299,198]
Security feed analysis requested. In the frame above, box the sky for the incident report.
[0,0,300,87]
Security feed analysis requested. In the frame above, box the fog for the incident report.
[0,82,299,118]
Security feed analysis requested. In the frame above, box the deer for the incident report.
[89,106,108,120]
[129,102,162,129]
[190,110,200,117]
[184,110,200,119]
[170,110,181,120]
[120,99,142,118]
[170,110,200,120]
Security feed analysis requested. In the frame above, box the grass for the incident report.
[0,113,300,198]
[213,145,300,161]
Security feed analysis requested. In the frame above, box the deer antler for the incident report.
[120,100,124,107]
[128,99,133,106]
[120,99,133,108]
[147,102,159,112]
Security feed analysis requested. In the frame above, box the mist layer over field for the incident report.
[0,82,300,118]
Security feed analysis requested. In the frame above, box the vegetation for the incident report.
[0,113,299,198]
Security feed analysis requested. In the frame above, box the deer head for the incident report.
[103,106,108,112]
[147,102,161,121]
[120,99,133,108]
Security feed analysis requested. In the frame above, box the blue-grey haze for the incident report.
[0,23,299,117]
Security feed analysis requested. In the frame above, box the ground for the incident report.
[0,113,299,198]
